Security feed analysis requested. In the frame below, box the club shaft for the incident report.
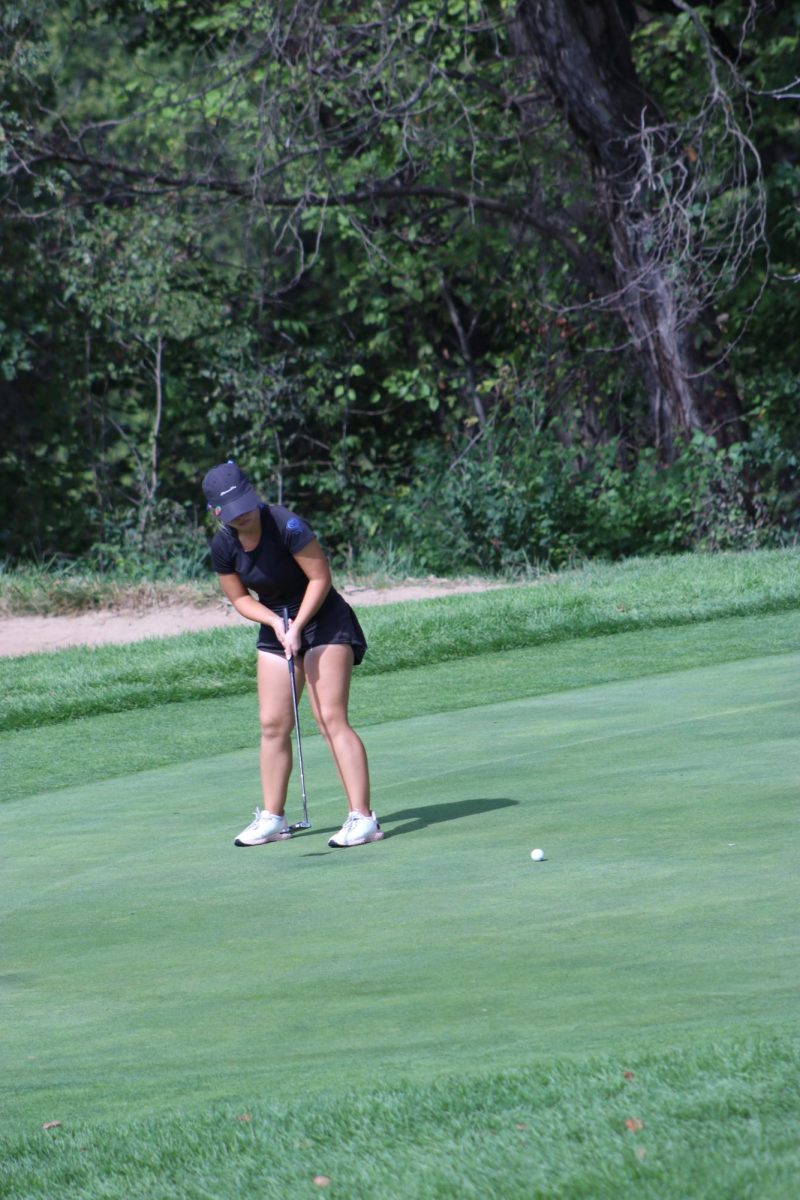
[283,607,309,825]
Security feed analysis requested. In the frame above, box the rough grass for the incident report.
[4,1040,798,1199]
[0,560,495,617]
[0,563,220,616]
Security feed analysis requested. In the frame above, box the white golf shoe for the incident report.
[327,810,384,848]
[234,809,292,847]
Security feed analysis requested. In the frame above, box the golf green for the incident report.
[3,650,798,1132]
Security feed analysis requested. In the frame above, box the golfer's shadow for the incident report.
[379,796,518,839]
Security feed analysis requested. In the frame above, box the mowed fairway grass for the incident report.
[2,562,800,1198]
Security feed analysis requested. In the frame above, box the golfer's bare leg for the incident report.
[304,644,370,815]
[256,649,305,816]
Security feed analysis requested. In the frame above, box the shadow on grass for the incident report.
[381,796,518,838]
[295,797,519,854]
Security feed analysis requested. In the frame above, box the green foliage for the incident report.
[0,1,798,566]
[370,418,795,575]
[61,209,219,343]
[83,498,211,578]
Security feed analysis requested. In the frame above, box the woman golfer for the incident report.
[202,460,382,850]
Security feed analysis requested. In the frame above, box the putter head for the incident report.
[287,820,312,833]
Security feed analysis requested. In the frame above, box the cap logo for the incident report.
[220,485,238,496]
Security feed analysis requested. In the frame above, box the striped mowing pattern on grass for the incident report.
[5,607,800,804]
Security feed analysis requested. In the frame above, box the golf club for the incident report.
[282,606,311,832]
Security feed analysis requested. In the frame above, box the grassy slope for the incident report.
[4,548,800,732]
[4,607,800,804]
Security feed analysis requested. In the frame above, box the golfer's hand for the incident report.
[279,618,303,660]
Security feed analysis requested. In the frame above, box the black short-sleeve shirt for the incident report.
[209,503,316,611]
[209,502,367,664]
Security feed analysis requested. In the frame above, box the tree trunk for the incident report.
[515,0,744,459]
[137,331,163,542]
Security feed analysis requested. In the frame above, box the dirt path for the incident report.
[0,579,506,658]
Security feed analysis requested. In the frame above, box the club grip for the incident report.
[281,606,295,663]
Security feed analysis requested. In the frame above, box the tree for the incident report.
[61,208,222,541]
[513,0,768,457]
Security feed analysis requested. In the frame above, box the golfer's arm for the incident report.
[217,574,281,630]
[215,538,331,632]
[292,539,332,632]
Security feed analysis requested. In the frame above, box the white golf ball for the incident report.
[530,848,545,862]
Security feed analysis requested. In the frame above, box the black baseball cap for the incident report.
[202,461,261,522]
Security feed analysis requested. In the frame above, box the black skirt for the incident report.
[256,589,367,665]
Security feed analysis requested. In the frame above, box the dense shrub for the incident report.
[363,420,796,575]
